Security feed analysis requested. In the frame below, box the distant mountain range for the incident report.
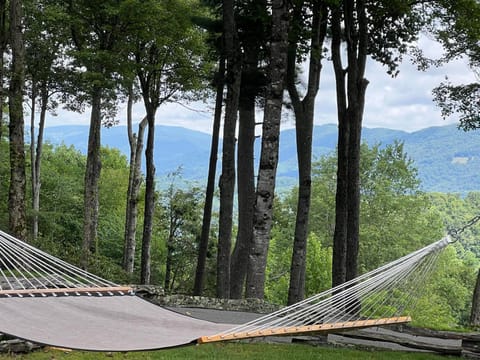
[39,123,480,194]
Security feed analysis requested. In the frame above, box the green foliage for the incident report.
[266,226,332,304]
[426,0,480,130]
[157,170,205,293]
[98,147,130,262]
[305,233,332,298]
[27,144,133,284]
[119,0,212,106]
[308,142,444,273]
[412,245,478,329]
[36,144,85,243]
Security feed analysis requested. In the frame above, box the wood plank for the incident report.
[197,316,412,344]
[0,286,134,296]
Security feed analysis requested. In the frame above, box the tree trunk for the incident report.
[30,84,38,239]
[164,227,175,292]
[8,0,27,240]
[344,0,368,281]
[31,84,48,241]
[330,0,369,284]
[0,0,7,145]
[470,269,480,327]
[123,84,147,274]
[331,3,349,287]
[193,57,225,296]
[229,58,256,299]
[81,85,102,268]
[345,107,362,281]
[245,0,289,299]
[286,2,327,305]
[140,108,156,284]
[217,0,241,299]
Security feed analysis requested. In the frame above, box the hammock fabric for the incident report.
[0,295,231,351]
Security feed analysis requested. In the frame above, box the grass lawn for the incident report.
[0,343,457,360]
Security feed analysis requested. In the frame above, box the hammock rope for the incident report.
[198,236,452,343]
[0,230,132,297]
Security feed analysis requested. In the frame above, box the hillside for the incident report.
[39,123,480,194]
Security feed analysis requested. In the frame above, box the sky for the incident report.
[46,37,476,135]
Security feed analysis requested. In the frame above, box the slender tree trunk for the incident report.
[30,84,48,241]
[286,2,327,305]
[164,223,175,292]
[217,0,241,299]
[470,269,480,327]
[246,0,289,299]
[123,84,147,273]
[229,62,256,299]
[194,57,225,295]
[82,85,103,268]
[30,84,38,238]
[8,0,27,240]
[0,0,7,144]
[0,52,4,143]
[345,110,361,281]
[345,0,368,281]
[141,107,156,284]
[331,4,349,287]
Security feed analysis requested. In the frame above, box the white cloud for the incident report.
[311,36,475,133]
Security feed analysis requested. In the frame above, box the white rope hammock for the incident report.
[199,236,452,343]
[0,229,453,350]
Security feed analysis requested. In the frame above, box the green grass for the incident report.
[0,343,456,360]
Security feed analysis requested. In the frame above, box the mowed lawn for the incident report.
[0,343,456,360]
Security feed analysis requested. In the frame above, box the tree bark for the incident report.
[81,85,103,268]
[30,83,38,239]
[164,219,175,292]
[331,3,349,287]
[193,57,225,296]
[229,7,267,297]
[123,84,147,274]
[330,0,369,285]
[245,0,289,299]
[30,83,48,241]
[217,0,241,299]
[286,1,327,305]
[229,52,257,299]
[8,0,27,240]
[0,0,7,145]
[470,269,480,327]
[344,0,368,281]
[140,107,156,284]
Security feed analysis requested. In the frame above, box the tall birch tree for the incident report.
[245,0,289,299]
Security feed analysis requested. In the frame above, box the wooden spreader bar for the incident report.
[198,316,412,344]
[0,286,134,297]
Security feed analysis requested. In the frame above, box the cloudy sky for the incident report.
[48,37,476,135]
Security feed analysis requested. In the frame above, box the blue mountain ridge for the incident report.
[39,123,480,194]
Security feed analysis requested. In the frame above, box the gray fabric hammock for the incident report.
[0,295,231,351]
